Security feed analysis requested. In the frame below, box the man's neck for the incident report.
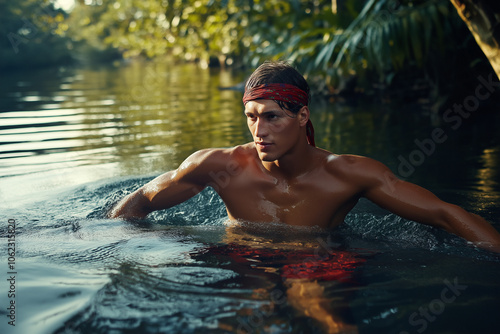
[261,140,316,179]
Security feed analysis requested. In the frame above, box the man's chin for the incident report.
[258,151,277,162]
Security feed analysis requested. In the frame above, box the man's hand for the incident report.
[108,188,151,219]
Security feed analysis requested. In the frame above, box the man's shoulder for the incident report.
[184,143,255,167]
[324,153,391,179]
[197,143,254,157]
[324,153,372,168]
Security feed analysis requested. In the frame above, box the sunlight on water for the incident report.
[0,62,250,206]
[0,62,248,184]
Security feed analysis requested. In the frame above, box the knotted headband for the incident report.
[243,83,315,147]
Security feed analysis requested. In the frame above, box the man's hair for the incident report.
[245,61,310,114]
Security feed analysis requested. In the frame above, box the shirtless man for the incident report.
[109,61,500,253]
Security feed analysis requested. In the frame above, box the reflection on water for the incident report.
[476,147,500,193]
[0,61,248,180]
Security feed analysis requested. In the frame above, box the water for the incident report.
[1,61,500,334]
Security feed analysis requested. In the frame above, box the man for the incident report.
[109,61,500,253]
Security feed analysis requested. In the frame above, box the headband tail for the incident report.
[306,120,315,147]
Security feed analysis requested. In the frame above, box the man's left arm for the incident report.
[357,158,500,253]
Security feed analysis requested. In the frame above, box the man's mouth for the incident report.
[256,142,272,150]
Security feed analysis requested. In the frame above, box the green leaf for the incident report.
[314,39,335,70]
[409,10,423,66]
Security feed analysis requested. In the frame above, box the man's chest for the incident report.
[219,173,361,227]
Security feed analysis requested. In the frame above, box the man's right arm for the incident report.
[345,155,500,252]
[108,149,216,219]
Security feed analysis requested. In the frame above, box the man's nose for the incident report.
[254,118,268,138]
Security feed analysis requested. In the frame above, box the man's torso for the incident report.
[208,144,364,228]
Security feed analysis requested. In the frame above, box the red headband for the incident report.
[243,83,315,147]
[242,83,309,106]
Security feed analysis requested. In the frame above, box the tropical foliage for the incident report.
[1,0,493,101]
[65,0,350,69]
[0,0,71,70]
[65,0,485,96]
[451,0,500,79]
[308,0,463,84]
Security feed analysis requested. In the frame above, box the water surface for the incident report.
[1,61,500,334]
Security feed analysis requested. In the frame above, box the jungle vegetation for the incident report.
[0,0,73,69]
[1,0,498,107]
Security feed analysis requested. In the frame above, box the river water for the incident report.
[0,60,499,334]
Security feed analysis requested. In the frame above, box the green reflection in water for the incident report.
[65,61,249,176]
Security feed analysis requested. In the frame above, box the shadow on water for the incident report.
[1,61,500,333]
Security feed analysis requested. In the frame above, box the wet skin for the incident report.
[109,99,500,252]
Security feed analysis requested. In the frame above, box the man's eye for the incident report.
[267,114,278,120]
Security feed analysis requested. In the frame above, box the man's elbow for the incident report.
[432,204,463,233]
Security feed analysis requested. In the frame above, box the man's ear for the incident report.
[298,106,310,127]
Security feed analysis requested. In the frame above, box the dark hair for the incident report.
[245,61,310,114]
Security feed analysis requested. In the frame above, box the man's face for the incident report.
[244,99,304,161]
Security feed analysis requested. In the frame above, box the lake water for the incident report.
[1,60,499,334]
